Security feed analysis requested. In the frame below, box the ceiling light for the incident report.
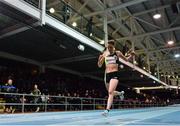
[167,40,174,45]
[140,75,144,78]
[153,13,161,19]
[174,54,180,58]
[143,67,146,70]
[153,81,156,84]
[78,44,85,51]
[133,60,138,65]
[120,64,124,69]
[90,33,93,36]
[72,22,77,27]
[49,8,55,13]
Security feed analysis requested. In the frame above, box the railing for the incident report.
[0,92,168,114]
[22,0,105,44]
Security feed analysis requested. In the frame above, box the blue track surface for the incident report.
[0,106,180,125]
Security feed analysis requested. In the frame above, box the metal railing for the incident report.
[0,92,168,114]
[22,0,105,44]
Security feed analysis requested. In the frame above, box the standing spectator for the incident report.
[41,93,49,111]
[86,17,93,36]
[62,1,71,23]
[3,79,16,113]
[31,84,41,112]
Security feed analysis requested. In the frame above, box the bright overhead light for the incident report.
[140,74,144,78]
[143,67,146,70]
[49,8,55,13]
[120,64,124,69]
[167,40,174,45]
[90,33,93,36]
[153,13,161,19]
[174,54,180,58]
[153,81,156,84]
[72,22,77,27]
[78,44,85,51]
[133,60,138,65]
[100,40,105,45]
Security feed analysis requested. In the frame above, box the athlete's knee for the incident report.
[108,91,114,95]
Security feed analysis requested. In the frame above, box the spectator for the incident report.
[3,79,16,113]
[62,1,71,23]
[86,17,93,36]
[31,84,41,112]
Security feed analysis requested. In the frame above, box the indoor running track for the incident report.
[0,105,180,125]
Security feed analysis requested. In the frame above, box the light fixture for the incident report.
[72,22,77,27]
[90,33,93,36]
[153,81,156,84]
[167,40,174,45]
[78,44,85,51]
[133,60,138,65]
[120,64,124,69]
[154,72,157,75]
[49,8,55,13]
[174,54,180,58]
[153,13,161,19]
[140,74,144,78]
[100,40,105,45]
[143,67,146,70]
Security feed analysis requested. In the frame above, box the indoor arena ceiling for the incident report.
[0,0,179,87]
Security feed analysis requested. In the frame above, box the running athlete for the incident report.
[97,40,134,116]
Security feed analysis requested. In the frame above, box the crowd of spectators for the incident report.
[0,62,178,113]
